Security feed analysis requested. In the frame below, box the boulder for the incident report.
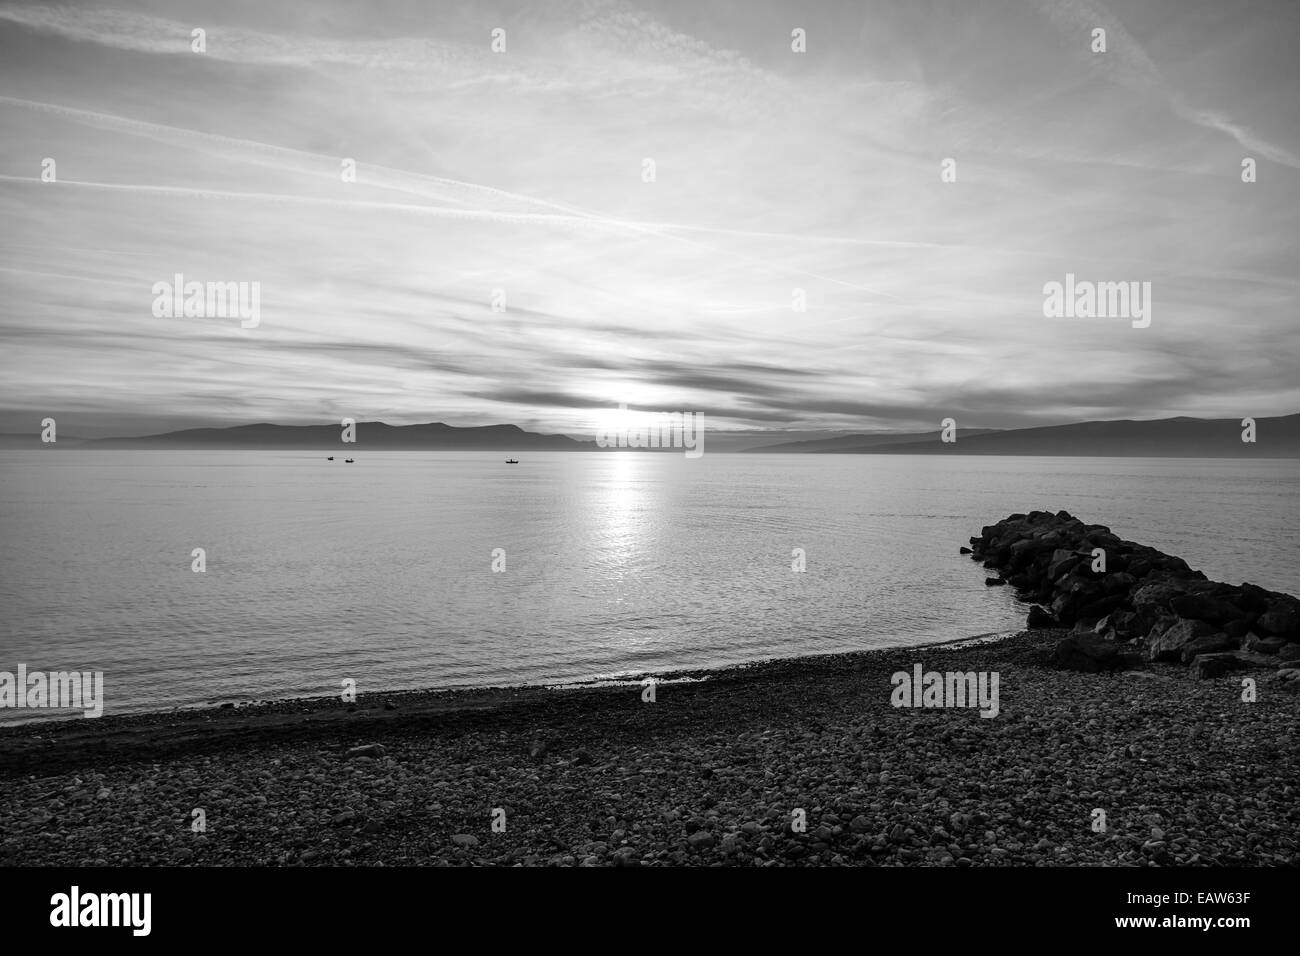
[1076,593,1128,621]
[1050,593,1072,621]
[1026,605,1056,629]
[1129,559,1155,579]
[1052,635,1127,672]
[1178,633,1236,663]
[1233,649,1281,669]
[1145,619,1216,662]
[1036,530,1064,549]
[1132,579,1191,613]
[1257,603,1300,640]
[1241,633,1288,655]
[1223,619,1253,640]
[1051,580,1107,625]
[1102,571,1137,594]
[1095,610,1140,642]
[1189,653,1245,679]
[1227,583,1271,615]
[1168,593,1245,627]
[1047,549,1082,581]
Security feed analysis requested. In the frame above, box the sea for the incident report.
[1,450,1296,721]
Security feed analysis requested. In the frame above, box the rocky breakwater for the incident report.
[967,511,1300,678]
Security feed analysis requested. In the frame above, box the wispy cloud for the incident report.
[1,0,1297,436]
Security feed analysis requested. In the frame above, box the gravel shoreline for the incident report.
[3,629,1296,866]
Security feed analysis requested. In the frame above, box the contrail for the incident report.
[0,174,604,228]
[0,96,902,297]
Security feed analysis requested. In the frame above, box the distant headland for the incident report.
[2,413,1298,456]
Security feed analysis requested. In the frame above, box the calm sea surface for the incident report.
[1,451,1296,720]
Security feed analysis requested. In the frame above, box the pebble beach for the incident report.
[3,628,1297,867]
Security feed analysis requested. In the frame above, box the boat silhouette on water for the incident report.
[505,458,519,464]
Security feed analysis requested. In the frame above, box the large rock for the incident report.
[1189,652,1246,679]
[1223,619,1253,640]
[1102,572,1137,594]
[1257,602,1300,640]
[1145,619,1216,662]
[1226,583,1271,615]
[1027,605,1056,629]
[1052,635,1127,672]
[1242,633,1289,655]
[1234,649,1282,668]
[1051,579,1107,624]
[1076,593,1128,621]
[1047,549,1083,581]
[1168,593,1245,627]
[1178,632,1236,663]
[1095,610,1141,642]
[1132,579,1191,613]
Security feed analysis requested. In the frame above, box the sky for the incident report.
[1,0,1298,439]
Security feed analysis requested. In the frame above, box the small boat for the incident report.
[505,458,518,464]
[327,456,334,460]
[345,457,354,463]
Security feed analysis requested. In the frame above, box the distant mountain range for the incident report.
[3,414,1297,456]
[742,415,1300,457]
[742,428,1001,453]
[36,422,594,451]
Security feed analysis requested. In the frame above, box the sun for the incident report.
[593,402,659,448]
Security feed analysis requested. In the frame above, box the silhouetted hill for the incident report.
[21,414,1300,456]
[89,421,595,450]
[0,433,88,447]
[742,428,1000,452]
[824,415,1300,457]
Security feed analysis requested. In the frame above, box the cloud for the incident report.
[1,0,1297,435]
[1028,0,1300,168]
